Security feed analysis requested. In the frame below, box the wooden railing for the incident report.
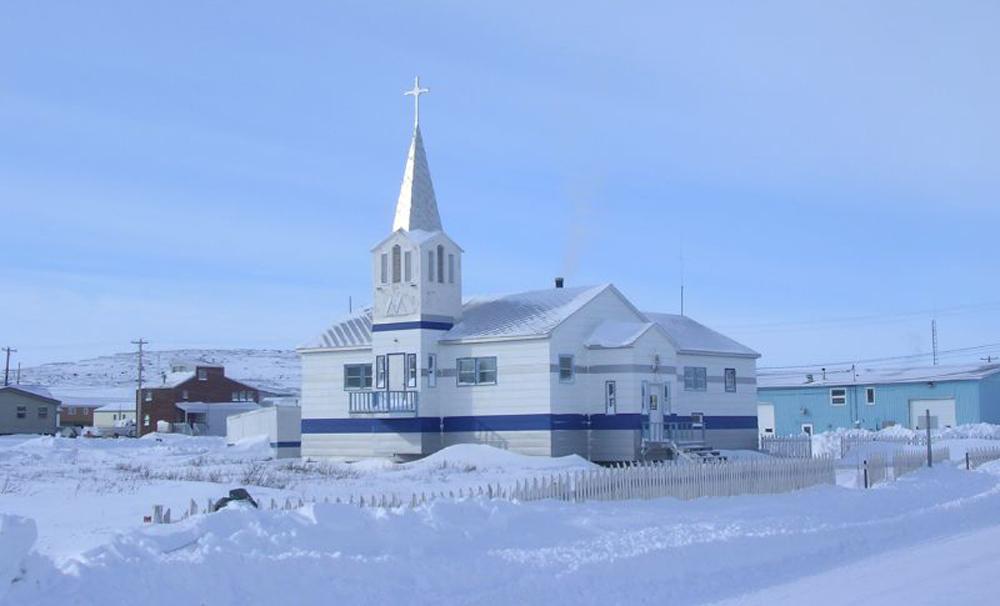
[348,391,418,414]
[643,419,707,445]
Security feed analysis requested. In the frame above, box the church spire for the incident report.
[392,77,442,233]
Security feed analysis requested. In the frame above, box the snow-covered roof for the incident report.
[306,307,373,349]
[95,402,135,413]
[585,321,657,349]
[0,384,59,403]
[441,284,611,343]
[759,363,1000,389]
[303,285,757,354]
[144,371,195,389]
[177,402,261,414]
[644,312,760,358]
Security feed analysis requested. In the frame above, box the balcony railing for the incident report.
[349,390,418,414]
[642,418,707,445]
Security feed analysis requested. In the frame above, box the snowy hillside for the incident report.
[17,349,300,403]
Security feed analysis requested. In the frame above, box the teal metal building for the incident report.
[757,364,1000,436]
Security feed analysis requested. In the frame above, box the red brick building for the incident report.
[136,363,262,436]
[58,403,102,428]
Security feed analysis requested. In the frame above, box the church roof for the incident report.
[441,284,611,343]
[305,307,373,349]
[391,126,442,233]
[300,285,610,349]
[585,321,659,349]
[644,312,760,358]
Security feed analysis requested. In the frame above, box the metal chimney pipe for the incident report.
[554,277,564,289]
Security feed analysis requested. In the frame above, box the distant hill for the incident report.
[17,349,300,404]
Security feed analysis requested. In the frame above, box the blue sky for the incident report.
[2,1,999,368]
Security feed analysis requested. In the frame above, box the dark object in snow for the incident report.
[212,488,259,512]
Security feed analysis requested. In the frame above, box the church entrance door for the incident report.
[387,353,406,391]
[647,383,664,442]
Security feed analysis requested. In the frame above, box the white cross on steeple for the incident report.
[403,76,429,128]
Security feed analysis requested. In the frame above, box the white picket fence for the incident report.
[855,446,949,489]
[148,458,839,523]
[760,435,812,458]
[965,446,1000,470]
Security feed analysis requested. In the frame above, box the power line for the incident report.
[760,341,1000,371]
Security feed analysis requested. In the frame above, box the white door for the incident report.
[647,383,664,441]
[387,353,406,391]
[757,403,776,439]
[910,399,956,429]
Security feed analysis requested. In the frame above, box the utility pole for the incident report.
[2,347,15,387]
[16,363,21,385]
[131,339,148,437]
[982,355,996,364]
[931,319,939,366]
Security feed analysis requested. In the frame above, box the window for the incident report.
[683,367,707,391]
[392,245,402,283]
[427,354,437,387]
[16,406,26,419]
[232,391,240,402]
[143,414,150,427]
[801,423,814,436]
[830,388,847,406]
[558,355,575,383]
[38,407,48,419]
[145,390,152,402]
[428,250,435,282]
[181,390,189,400]
[448,254,455,284]
[457,357,497,386]
[866,387,876,405]
[197,369,208,381]
[605,381,617,415]
[404,251,412,282]
[406,354,417,388]
[345,364,374,390]
[437,245,445,283]
[375,356,387,389]
[724,368,737,393]
[380,253,388,284]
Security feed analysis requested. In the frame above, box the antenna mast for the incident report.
[931,319,939,366]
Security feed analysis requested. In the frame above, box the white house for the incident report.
[299,81,759,462]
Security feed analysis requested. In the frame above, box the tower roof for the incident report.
[392,125,442,232]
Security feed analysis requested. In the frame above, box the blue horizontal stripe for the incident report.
[372,321,453,332]
[444,414,588,432]
[589,413,644,430]
[302,417,440,434]
[270,441,301,448]
[302,414,757,434]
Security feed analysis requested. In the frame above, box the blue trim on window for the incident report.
[301,414,757,434]
[269,441,302,448]
[372,321,454,332]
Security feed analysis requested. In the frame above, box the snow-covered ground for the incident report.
[3,434,1000,605]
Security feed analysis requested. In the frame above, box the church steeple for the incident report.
[392,77,442,233]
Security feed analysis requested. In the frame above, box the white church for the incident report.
[299,79,760,462]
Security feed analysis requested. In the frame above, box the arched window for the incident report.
[437,245,445,283]
[428,250,435,282]
[391,245,401,283]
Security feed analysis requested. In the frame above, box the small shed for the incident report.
[0,385,60,435]
[227,404,301,459]
[176,402,260,437]
[93,402,136,430]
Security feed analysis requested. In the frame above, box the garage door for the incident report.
[909,399,956,430]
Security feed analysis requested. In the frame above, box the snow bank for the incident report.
[7,465,1000,606]
[0,516,36,600]
[812,424,1000,459]
[405,444,594,473]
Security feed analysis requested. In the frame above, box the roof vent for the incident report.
[805,373,814,383]
[554,277,564,289]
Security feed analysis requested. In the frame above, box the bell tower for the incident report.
[372,77,463,330]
